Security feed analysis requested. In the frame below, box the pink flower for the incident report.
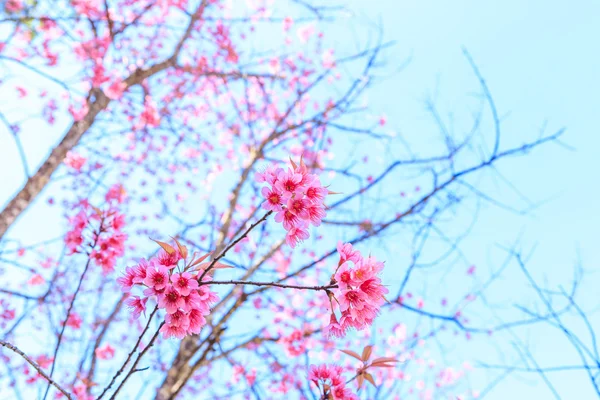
[158,285,185,314]
[180,290,202,312]
[305,180,327,203]
[116,266,137,292]
[255,164,281,184]
[156,249,181,268]
[306,204,326,226]
[285,223,309,248]
[105,79,126,100]
[143,264,169,290]
[261,186,283,212]
[337,241,361,266]
[308,364,344,388]
[257,159,330,248]
[69,101,89,122]
[360,255,385,275]
[275,209,300,231]
[280,329,306,357]
[334,263,353,290]
[95,343,115,360]
[359,277,388,304]
[165,309,190,330]
[35,355,53,369]
[160,323,186,339]
[187,307,207,334]
[27,274,45,286]
[338,289,367,311]
[105,184,126,204]
[64,152,86,171]
[171,272,199,296]
[274,169,303,199]
[136,100,160,128]
[132,259,148,283]
[323,314,346,338]
[327,244,387,337]
[286,197,310,219]
[112,213,126,230]
[5,0,25,13]
[66,313,82,329]
[331,384,358,400]
[245,368,257,386]
[345,305,377,329]
[349,261,374,286]
[65,230,84,253]
[125,296,147,319]
[197,284,219,304]
[73,385,94,400]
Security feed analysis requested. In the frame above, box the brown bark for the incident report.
[0,90,110,239]
[0,0,207,241]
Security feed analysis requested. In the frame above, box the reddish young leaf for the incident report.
[356,373,364,390]
[339,349,362,361]
[170,236,188,259]
[370,357,398,365]
[289,156,298,169]
[151,239,176,255]
[361,345,373,362]
[191,261,233,272]
[91,205,103,216]
[364,372,376,387]
[189,252,212,267]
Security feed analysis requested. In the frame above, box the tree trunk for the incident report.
[0,90,110,239]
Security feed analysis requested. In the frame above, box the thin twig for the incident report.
[43,225,102,400]
[204,280,336,291]
[96,306,159,400]
[108,322,164,400]
[0,340,73,399]
[198,210,273,281]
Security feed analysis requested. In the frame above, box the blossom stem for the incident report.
[43,221,103,400]
[198,210,273,281]
[96,306,159,400]
[108,321,165,400]
[204,280,337,291]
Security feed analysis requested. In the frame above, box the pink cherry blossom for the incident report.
[274,169,304,199]
[261,186,284,212]
[326,244,387,337]
[116,266,137,292]
[143,264,170,291]
[64,151,87,171]
[158,285,185,314]
[125,296,147,319]
[95,344,115,360]
[285,223,310,248]
[160,323,187,339]
[257,159,330,247]
[171,272,199,296]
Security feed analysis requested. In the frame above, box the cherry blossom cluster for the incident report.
[325,242,388,337]
[117,245,219,339]
[64,195,127,274]
[256,159,329,248]
[308,364,358,400]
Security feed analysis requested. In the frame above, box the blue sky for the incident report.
[1,1,599,398]
[342,1,600,398]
